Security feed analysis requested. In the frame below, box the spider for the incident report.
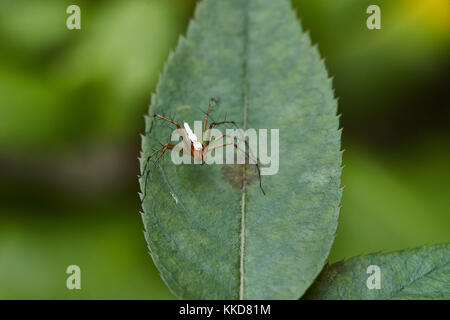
[139,98,265,200]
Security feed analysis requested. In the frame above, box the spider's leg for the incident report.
[152,114,193,155]
[206,136,257,165]
[146,113,181,136]
[141,143,178,202]
[140,137,196,203]
[169,111,179,126]
[140,144,166,178]
[200,109,216,124]
[202,98,217,144]
[204,121,238,147]
[153,114,181,129]
[252,158,265,195]
[205,133,240,149]
[171,144,192,156]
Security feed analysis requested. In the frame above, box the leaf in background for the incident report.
[328,145,450,263]
[304,244,450,300]
[140,0,342,299]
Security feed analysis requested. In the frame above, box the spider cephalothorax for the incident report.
[140,98,265,200]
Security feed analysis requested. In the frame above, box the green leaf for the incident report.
[304,244,450,300]
[139,0,341,299]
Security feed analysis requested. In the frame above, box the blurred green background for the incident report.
[0,0,448,299]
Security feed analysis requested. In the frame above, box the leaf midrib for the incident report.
[239,0,250,300]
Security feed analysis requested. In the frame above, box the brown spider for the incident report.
[140,98,265,200]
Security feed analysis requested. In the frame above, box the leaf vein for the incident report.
[239,0,250,301]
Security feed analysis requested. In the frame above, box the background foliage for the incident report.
[0,0,448,299]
